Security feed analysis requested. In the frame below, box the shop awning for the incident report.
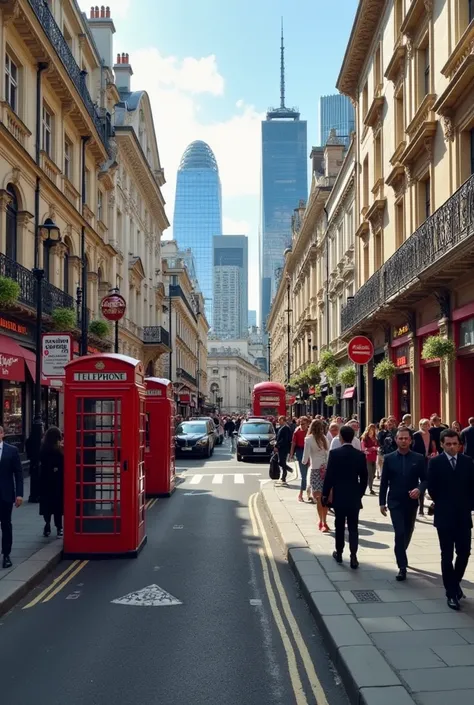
[342,386,356,399]
[0,334,28,381]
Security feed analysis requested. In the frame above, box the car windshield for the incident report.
[177,423,207,435]
[241,422,273,435]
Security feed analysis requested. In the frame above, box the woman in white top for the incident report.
[302,419,330,532]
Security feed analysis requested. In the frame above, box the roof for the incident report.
[178,141,219,172]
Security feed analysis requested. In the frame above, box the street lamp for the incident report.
[29,217,61,502]
[285,275,292,385]
[267,336,271,380]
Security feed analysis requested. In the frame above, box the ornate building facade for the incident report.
[207,344,267,414]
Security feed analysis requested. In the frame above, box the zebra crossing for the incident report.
[181,472,265,486]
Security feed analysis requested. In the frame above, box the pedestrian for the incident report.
[39,426,64,538]
[289,417,297,435]
[451,420,462,434]
[290,416,310,502]
[412,418,432,515]
[429,414,444,454]
[361,423,378,495]
[402,413,415,431]
[326,422,340,446]
[376,418,387,478]
[379,427,427,581]
[378,416,398,456]
[330,420,361,450]
[275,415,293,486]
[302,419,329,531]
[428,429,474,610]
[461,417,474,459]
[322,425,368,568]
[0,425,24,569]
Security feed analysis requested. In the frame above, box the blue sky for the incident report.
[81,0,358,319]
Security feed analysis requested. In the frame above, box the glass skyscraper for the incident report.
[173,140,222,323]
[319,94,355,148]
[260,27,307,329]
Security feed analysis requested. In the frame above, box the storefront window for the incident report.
[3,383,24,449]
[460,318,474,347]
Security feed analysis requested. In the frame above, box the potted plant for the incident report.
[373,358,397,380]
[422,335,456,361]
[305,363,321,385]
[0,276,20,307]
[319,350,337,370]
[339,365,356,387]
[89,319,110,339]
[326,364,339,387]
[325,393,337,407]
[51,307,76,331]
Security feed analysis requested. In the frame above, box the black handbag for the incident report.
[269,453,280,480]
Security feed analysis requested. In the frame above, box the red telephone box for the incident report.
[145,377,176,497]
[63,354,147,558]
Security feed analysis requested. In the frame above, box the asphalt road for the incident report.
[0,440,348,705]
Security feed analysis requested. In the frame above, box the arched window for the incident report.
[6,184,18,261]
[145,361,154,377]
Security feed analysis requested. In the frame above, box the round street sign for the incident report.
[101,293,126,322]
[348,336,374,365]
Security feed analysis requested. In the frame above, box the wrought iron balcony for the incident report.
[28,0,110,151]
[0,251,75,317]
[143,325,170,348]
[342,173,474,333]
[176,367,197,386]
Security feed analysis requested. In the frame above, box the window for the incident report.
[374,45,382,90]
[374,232,383,271]
[395,199,405,248]
[374,132,382,182]
[394,0,403,37]
[395,87,404,147]
[6,184,18,262]
[424,177,431,219]
[97,190,103,222]
[424,44,430,96]
[5,53,18,113]
[363,155,369,208]
[84,168,90,204]
[63,24,73,53]
[362,82,369,118]
[417,39,430,103]
[42,105,53,156]
[64,137,72,180]
[363,244,370,283]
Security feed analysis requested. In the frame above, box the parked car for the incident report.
[175,419,216,457]
[236,419,276,462]
[189,416,223,445]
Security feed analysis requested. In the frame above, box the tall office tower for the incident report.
[213,235,248,338]
[260,22,307,330]
[248,310,257,328]
[319,94,355,149]
[173,140,222,323]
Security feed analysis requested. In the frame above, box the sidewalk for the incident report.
[262,475,474,705]
[0,478,63,616]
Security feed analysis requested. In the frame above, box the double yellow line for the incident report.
[248,493,329,705]
[145,498,158,510]
[23,560,89,609]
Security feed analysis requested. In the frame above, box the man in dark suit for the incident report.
[461,417,474,459]
[322,425,368,569]
[275,416,293,485]
[0,426,24,569]
[379,427,426,581]
[428,429,474,611]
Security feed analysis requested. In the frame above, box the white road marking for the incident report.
[189,474,203,484]
[249,598,262,606]
[173,525,183,529]
[112,584,182,607]
[184,473,261,486]
[212,474,224,484]
[234,473,245,484]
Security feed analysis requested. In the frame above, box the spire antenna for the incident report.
[280,17,285,109]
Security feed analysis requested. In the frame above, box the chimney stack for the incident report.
[87,6,115,69]
[114,52,133,93]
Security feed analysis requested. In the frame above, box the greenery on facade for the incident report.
[319,350,337,370]
[51,307,76,331]
[326,364,339,387]
[0,276,20,306]
[421,335,456,361]
[325,394,337,407]
[339,365,356,387]
[305,363,321,384]
[373,358,397,380]
[89,319,110,339]
[313,384,322,398]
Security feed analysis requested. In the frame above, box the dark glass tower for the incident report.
[260,24,307,330]
[319,94,355,148]
[173,140,222,323]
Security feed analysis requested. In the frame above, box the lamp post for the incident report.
[285,275,292,385]
[29,217,61,502]
[267,336,271,380]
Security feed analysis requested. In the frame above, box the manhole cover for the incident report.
[351,590,381,603]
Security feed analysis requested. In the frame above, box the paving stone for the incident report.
[3,559,50,583]
[300,573,335,593]
[338,645,400,686]
[432,645,474,666]
[372,629,469,650]
[288,547,316,561]
[358,616,412,633]
[402,612,474,630]
[415,689,474,705]
[310,591,351,616]
[412,599,453,614]
[383,648,446,670]
[322,615,372,647]
[457,629,474,644]
[293,559,324,577]
[359,685,417,705]
[401,665,474,692]
[350,602,422,618]
[0,579,25,602]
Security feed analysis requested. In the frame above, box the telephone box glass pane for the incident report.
[138,399,146,525]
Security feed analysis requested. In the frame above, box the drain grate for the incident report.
[351,590,381,603]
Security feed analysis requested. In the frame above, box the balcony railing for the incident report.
[0,251,75,316]
[28,0,111,151]
[342,173,474,332]
[176,367,197,386]
[143,325,170,347]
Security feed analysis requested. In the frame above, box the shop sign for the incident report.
[42,334,72,378]
[395,344,410,368]
[459,317,474,348]
[260,396,280,403]
[179,393,190,403]
[0,314,35,343]
[100,293,126,321]
[348,336,374,365]
[147,389,163,396]
[0,353,24,381]
[393,323,410,339]
[73,372,127,381]
[73,341,101,356]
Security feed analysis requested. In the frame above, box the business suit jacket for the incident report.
[461,426,474,459]
[379,450,427,510]
[322,445,368,510]
[0,442,24,504]
[412,431,429,458]
[276,424,292,452]
[427,452,474,530]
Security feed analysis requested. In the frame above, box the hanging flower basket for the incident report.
[0,276,20,307]
[325,393,337,407]
[339,365,356,387]
[51,307,76,331]
[373,358,397,380]
[422,335,456,361]
[89,319,111,339]
[305,363,321,385]
[319,350,337,370]
[326,364,339,387]
[313,384,322,398]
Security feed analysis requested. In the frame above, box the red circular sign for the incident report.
[100,293,126,321]
[348,336,374,365]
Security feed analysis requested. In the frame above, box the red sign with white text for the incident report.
[0,352,24,381]
[348,336,374,365]
[100,294,126,322]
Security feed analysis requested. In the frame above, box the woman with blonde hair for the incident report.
[361,423,379,495]
[302,419,329,531]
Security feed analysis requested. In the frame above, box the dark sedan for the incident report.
[175,420,215,458]
[236,419,276,462]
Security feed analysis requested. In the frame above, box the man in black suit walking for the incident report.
[0,426,24,569]
[428,429,474,611]
[322,425,368,569]
[379,427,426,581]
[461,417,474,459]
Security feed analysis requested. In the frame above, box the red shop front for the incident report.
[417,322,441,421]
[391,334,411,419]
[453,302,474,426]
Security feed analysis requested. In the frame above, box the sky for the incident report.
[80,0,359,322]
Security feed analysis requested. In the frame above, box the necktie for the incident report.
[450,456,456,470]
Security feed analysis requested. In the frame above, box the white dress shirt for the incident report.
[444,452,458,467]
[330,435,361,451]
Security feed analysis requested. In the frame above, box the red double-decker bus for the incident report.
[252,382,287,418]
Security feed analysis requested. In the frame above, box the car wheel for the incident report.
[207,443,212,458]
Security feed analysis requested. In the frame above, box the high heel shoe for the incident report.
[322,523,331,533]
[318,521,323,530]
